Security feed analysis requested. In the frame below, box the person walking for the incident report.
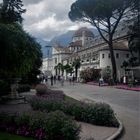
[69,74,72,85]
[72,75,75,85]
[54,75,56,84]
[60,75,64,86]
[50,75,53,86]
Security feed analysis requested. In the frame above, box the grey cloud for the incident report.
[23,0,43,6]
[22,0,92,41]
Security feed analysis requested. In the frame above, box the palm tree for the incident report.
[64,64,73,76]
[57,63,64,75]
[54,65,58,75]
[72,59,81,80]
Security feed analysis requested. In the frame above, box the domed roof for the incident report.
[73,27,94,38]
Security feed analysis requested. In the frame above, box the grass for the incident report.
[64,95,79,103]
[0,132,35,140]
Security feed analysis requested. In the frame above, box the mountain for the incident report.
[37,28,99,58]
[49,30,75,46]
[36,38,52,58]
[49,28,99,47]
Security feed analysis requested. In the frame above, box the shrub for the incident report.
[35,84,48,95]
[35,83,65,100]
[17,84,31,93]
[41,89,65,100]
[80,68,101,82]
[45,111,80,140]
[0,79,11,96]
[0,111,80,140]
[30,97,119,127]
[91,103,119,127]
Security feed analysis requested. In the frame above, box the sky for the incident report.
[21,0,93,41]
[0,0,94,41]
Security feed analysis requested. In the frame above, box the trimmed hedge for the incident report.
[35,84,65,100]
[30,96,119,127]
[0,111,80,140]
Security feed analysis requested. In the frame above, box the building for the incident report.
[42,22,138,81]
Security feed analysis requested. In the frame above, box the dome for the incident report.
[73,27,94,38]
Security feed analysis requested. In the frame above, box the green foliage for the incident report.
[35,84,48,95]
[72,59,81,79]
[0,23,42,81]
[64,64,73,74]
[128,22,140,64]
[55,63,65,75]
[0,0,26,23]
[80,68,101,82]
[0,79,11,96]
[17,84,30,93]
[45,111,80,140]
[30,96,119,127]
[0,111,80,140]
[101,66,112,82]
[0,132,34,140]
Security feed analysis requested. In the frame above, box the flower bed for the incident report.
[30,96,119,127]
[115,85,140,91]
[0,111,80,140]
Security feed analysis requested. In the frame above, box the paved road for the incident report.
[52,81,140,140]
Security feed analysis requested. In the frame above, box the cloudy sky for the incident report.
[21,0,93,41]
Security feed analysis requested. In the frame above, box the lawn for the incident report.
[0,132,35,140]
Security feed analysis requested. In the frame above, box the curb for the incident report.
[106,117,123,140]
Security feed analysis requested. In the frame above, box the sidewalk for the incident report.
[86,81,140,92]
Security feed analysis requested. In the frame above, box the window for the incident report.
[102,54,105,59]
[126,54,129,58]
[116,53,119,58]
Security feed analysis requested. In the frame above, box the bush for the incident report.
[35,84,48,95]
[35,84,65,100]
[45,111,80,140]
[0,111,80,140]
[91,103,118,127]
[80,68,101,82]
[30,96,119,127]
[17,84,31,93]
[0,79,11,96]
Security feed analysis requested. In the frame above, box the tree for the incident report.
[72,59,81,80]
[56,63,64,75]
[128,0,140,65]
[0,23,42,82]
[0,0,26,23]
[69,0,136,82]
[20,36,42,85]
[64,64,73,75]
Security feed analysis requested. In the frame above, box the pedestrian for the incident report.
[50,75,53,86]
[72,75,75,85]
[60,75,64,86]
[58,75,60,81]
[69,74,72,85]
[99,77,104,86]
[54,75,56,84]
[45,75,48,83]
[123,76,126,85]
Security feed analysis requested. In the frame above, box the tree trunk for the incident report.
[109,41,117,83]
[75,67,78,80]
